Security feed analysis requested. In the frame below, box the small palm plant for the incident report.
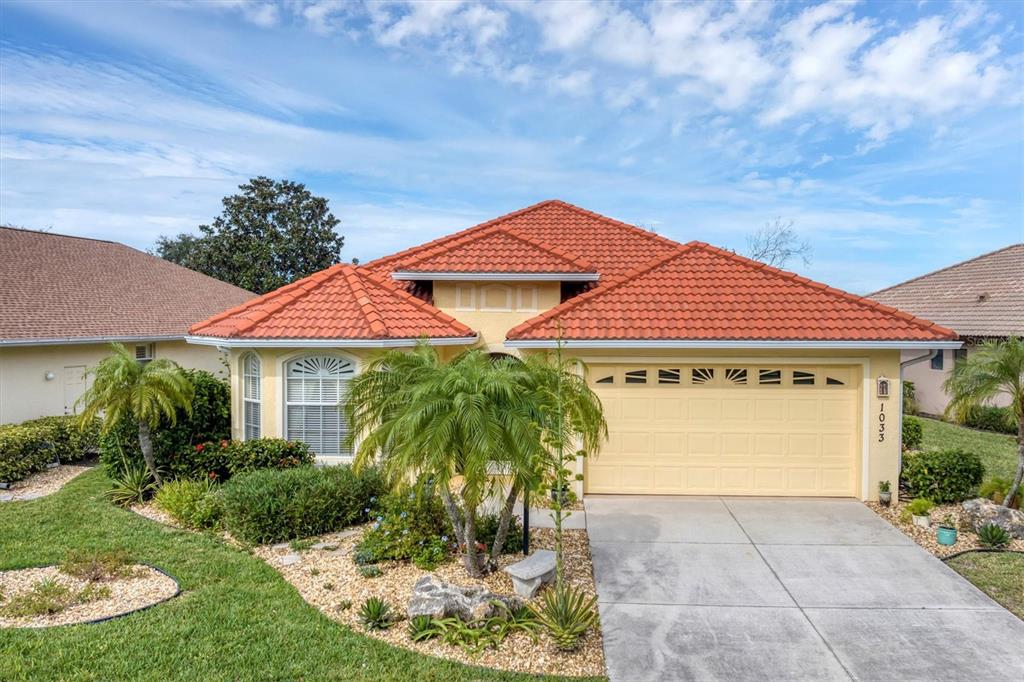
[944,337,1024,508]
[77,343,193,485]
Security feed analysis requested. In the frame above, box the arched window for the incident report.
[285,355,356,458]
[242,353,261,440]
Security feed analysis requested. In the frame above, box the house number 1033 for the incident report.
[878,401,886,442]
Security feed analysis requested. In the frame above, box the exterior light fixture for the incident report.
[44,371,56,381]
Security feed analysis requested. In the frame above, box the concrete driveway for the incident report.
[586,496,1024,682]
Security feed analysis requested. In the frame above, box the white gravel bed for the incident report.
[253,525,605,677]
[0,463,93,502]
[0,565,179,628]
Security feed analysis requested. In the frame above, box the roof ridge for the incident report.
[189,264,347,335]
[0,225,120,245]
[365,200,562,271]
[869,242,1024,297]
[507,243,696,339]
[341,267,389,337]
[687,242,958,338]
[499,227,596,271]
[357,268,475,335]
[542,199,687,251]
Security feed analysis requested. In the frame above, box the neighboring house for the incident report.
[188,200,958,501]
[0,227,254,424]
[870,244,1023,416]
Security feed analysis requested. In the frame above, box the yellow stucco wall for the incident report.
[432,280,561,353]
[0,340,227,425]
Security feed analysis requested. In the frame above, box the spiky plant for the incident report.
[977,523,1011,548]
[944,337,1024,508]
[532,584,599,651]
[76,343,193,485]
[358,596,394,630]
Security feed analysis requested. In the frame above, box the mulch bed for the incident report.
[252,525,605,678]
[866,498,1024,558]
[0,463,93,502]
[0,564,179,629]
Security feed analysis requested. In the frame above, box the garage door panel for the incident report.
[586,364,860,497]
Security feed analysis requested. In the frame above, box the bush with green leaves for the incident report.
[476,512,524,556]
[354,490,453,570]
[977,523,1011,548]
[221,464,384,544]
[979,477,1021,508]
[0,415,100,483]
[358,596,394,630]
[901,449,984,503]
[99,369,230,480]
[105,452,157,507]
[532,584,599,651]
[900,498,935,522]
[963,405,1018,435]
[181,438,314,482]
[902,380,918,415]
[901,415,923,451]
[154,478,223,530]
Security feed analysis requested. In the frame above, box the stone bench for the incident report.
[503,549,556,598]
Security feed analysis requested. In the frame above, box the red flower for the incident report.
[220,440,229,449]
[195,443,205,452]
[208,472,218,480]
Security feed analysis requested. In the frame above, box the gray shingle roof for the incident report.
[869,244,1024,337]
[0,227,255,343]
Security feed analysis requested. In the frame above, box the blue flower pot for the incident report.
[936,526,958,546]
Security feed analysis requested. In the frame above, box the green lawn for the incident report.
[946,552,1024,620]
[0,469,600,681]
[918,416,1019,482]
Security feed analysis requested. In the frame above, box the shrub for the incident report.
[183,438,314,482]
[963,406,1017,435]
[154,478,223,530]
[358,565,382,578]
[476,513,524,555]
[532,584,599,652]
[979,477,1021,508]
[354,490,452,569]
[0,415,100,483]
[977,523,1011,548]
[105,453,157,507]
[901,449,984,503]
[902,380,918,415]
[901,416,923,451]
[900,498,934,522]
[99,369,230,480]
[221,464,384,544]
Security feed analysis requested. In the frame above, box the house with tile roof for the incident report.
[870,244,1023,416]
[188,200,959,500]
[0,226,254,424]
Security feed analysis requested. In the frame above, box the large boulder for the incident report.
[407,575,522,621]
[961,498,1024,539]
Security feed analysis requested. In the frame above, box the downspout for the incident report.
[898,349,941,472]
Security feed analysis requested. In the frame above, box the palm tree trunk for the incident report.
[137,419,163,485]
[1005,408,1024,508]
[491,482,520,562]
[438,485,466,548]
[462,509,482,577]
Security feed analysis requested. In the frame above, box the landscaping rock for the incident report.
[279,554,301,566]
[961,498,1024,539]
[504,549,556,598]
[407,575,522,621]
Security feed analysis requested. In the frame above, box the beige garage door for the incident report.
[585,364,861,496]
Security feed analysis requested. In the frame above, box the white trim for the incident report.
[575,355,871,365]
[280,351,360,459]
[479,284,513,312]
[455,283,475,311]
[186,335,478,348]
[505,339,963,350]
[516,286,539,312]
[392,271,599,281]
[0,334,184,347]
[861,361,871,501]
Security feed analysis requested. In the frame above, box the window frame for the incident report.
[283,354,356,459]
[242,352,261,441]
[931,351,944,371]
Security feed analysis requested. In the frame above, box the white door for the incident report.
[63,365,86,415]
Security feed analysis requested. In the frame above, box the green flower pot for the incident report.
[936,526,957,546]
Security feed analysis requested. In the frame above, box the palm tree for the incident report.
[345,344,543,577]
[944,337,1024,507]
[77,343,194,485]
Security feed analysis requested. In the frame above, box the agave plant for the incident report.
[977,523,1011,548]
[532,584,599,651]
[407,614,439,642]
[105,451,157,507]
[358,596,394,630]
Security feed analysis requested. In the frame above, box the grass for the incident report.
[918,416,1019,482]
[946,552,1024,620]
[0,469,600,681]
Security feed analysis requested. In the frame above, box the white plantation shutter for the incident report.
[242,353,261,440]
[285,356,354,458]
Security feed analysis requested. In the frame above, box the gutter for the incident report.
[0,335,184,348]
[504,339,964,350]
[185,334,480,348]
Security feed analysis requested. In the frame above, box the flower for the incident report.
[195,443,205,452]
[376,516,383,522]
[441,535,448,542]
[370,496,376,502]
[400,512,407,519]
[363,508,370,513]
[402,529,409,535]
[219,439,229,448]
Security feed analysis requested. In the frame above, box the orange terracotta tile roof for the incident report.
[0,227,254,343]
[189,264,474,341]
[393,227,596,275]
[368,199,677,279]
[506,242,958,342]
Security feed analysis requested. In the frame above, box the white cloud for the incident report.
[549,70,593,97]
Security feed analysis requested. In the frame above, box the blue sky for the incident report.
[1,0,1021,294]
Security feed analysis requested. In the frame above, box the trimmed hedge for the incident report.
[902,415,923,450]
[902,448,984,503]
[181,438,314,481]
[964,406,1018,435]
[100,369,230,479]
[154,478,224,530]
[221,465,385,544]
[0,415,100,483]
